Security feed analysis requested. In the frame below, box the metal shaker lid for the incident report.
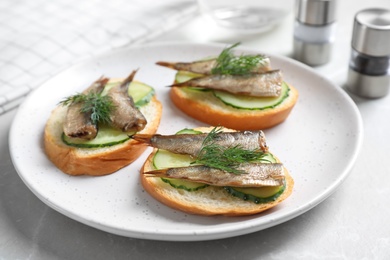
[351,8,390,57]
[295,0,336,25]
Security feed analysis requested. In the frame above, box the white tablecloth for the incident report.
[0,0,197,114]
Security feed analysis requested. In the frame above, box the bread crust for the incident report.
[170,83,298,130]
[140,127,294,216]
[44,90,162,176]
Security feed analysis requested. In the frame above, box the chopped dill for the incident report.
[211,43,266,75]
[193,127,267,174]
[59,92,115,125]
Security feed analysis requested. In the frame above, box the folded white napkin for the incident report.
[0,0,197,114]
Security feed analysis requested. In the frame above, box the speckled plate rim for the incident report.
[9,42,363,241]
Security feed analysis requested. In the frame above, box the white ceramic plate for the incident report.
[9,42,363,241]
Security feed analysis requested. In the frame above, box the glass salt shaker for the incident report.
[293,0,337,66]
[346,8,390,98]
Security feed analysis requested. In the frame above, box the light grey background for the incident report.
[1,0,390,259]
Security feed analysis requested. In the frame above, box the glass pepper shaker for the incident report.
[346,8,390,98]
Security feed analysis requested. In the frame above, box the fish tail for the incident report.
[83,76,110,94]
[91,75,109,85]
[99,77,109,85]
[156,61,178,70]
[130,134,154,145]
[169,80,194,88]
[97,77,109,92]
[121,69,138,88]
[143,169,169,178]
[96,75,109,84]
[258,130,269,152]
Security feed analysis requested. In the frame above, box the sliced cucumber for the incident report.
[128,81,154,107]
[153,149,208,191]
[222,152,283,203]
[62,125,134,148]
[152,134,208,192]
[161,178,208,191]
[213,82,290,110]
[224,184,285,204]
[260,153,277,163]
[152,149,194,169]
[175,71,209,92]
[102,81,154,107]
[175,71,204,83]
[175,128,203,135]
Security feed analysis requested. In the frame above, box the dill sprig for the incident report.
[59,92,115,125]
[211,43,266,75]
[193,127,267,174]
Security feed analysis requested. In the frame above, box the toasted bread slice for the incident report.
[140,127,294,216]
[44,80,162,176]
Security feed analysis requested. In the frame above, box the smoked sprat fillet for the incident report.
[170,70,283,97]
[63,76,108,140]
[144,163,285,187]
[156,56,271,75]
[132,130,268,156]
[106,71,147,133]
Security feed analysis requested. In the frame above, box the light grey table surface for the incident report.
[1,0,390,259]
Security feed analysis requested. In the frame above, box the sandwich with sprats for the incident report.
[44,70,162,176]
[156,43,298,130]
[135,126,294,216]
